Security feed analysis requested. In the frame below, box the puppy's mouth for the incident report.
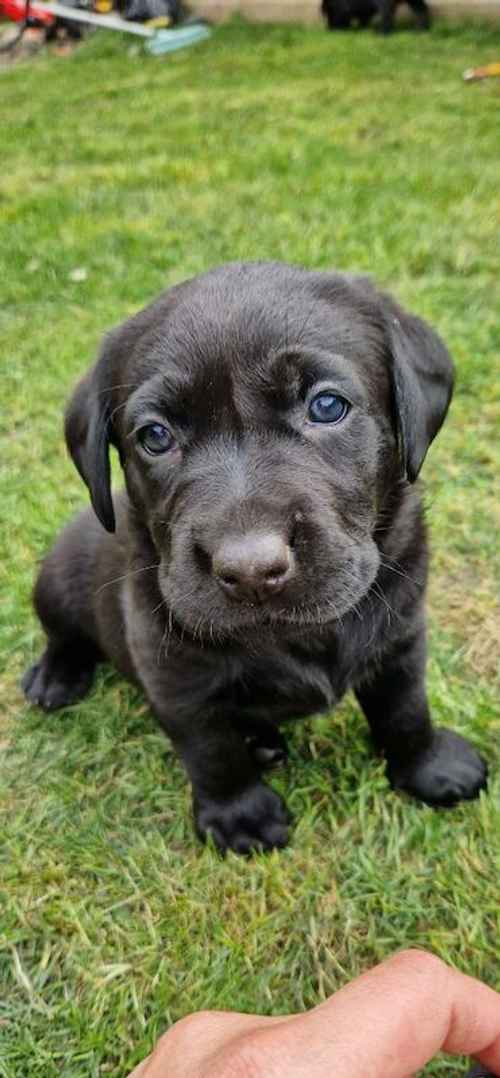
[166,603,341,644]
[161,583,372,641]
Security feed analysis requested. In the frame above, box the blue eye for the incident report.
[138,423,175,455]
[308,392,349,424]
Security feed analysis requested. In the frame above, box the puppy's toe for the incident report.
[260,818,289,849]
[21,648,96,711]
[231,831,262,855]
[21,663,41,699]
[21,661,55,708]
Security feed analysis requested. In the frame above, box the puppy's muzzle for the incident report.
[209,531,296,604]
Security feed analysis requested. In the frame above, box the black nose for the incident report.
[212,532,295,603]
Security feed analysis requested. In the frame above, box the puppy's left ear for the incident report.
[383,297,455,482]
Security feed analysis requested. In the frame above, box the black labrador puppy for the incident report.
[23,262,487,853]
[322,0,431,33]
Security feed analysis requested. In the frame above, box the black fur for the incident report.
[23,262,487,853]
[321,0,431,33]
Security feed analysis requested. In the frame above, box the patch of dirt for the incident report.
[0,23,82,65]
[0,25,45,63]
[429,569,500,680]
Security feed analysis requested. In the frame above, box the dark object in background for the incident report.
[322,0,431,32]
[22,262,487,855]
[121,0,182,22]
[322,0,376,28]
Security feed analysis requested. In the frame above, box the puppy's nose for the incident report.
[212,532,294,603]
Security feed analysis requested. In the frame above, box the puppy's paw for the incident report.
[22,649,95,711]
[194,782,290,854]
[388,727,488,807]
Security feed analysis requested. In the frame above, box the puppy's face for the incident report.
[66,263,454,638]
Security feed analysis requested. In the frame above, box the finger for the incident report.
[273,950,500,1078]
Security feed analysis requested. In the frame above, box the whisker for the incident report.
[379,555,423,590]
[294,301,316,350]
[368,580,402,627]
[150,595,168,617]
[156,616,171,666]
[95,382,141,397]
[108,399,131,426]
[95,562,160,594]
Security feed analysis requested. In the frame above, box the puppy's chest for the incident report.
[224,644,345,722]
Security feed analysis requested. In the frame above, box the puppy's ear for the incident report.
[64,287,180,530]
[65,336,117,533]
[383,297,455,482]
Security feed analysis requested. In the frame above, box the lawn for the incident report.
[1,15,499,1077]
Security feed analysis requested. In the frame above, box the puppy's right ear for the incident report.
[65,286,181,530]
[65,339,116,533]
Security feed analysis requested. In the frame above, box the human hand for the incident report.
[127,949,500,1078]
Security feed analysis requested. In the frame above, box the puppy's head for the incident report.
[65,262,454,637]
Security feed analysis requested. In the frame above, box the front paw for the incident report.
[194,782,290,854]
[22,650,95,711]
[387,727,488,807]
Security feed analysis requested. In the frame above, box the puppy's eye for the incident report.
[138,423,175,455]
[308,392,349,424]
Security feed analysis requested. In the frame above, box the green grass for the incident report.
[1,17,500,1077]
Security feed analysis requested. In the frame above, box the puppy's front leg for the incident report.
[166,706,290,855]
[131,642,289,853]
[355,629,487,806]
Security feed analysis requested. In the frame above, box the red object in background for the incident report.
[0,0,55,24]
